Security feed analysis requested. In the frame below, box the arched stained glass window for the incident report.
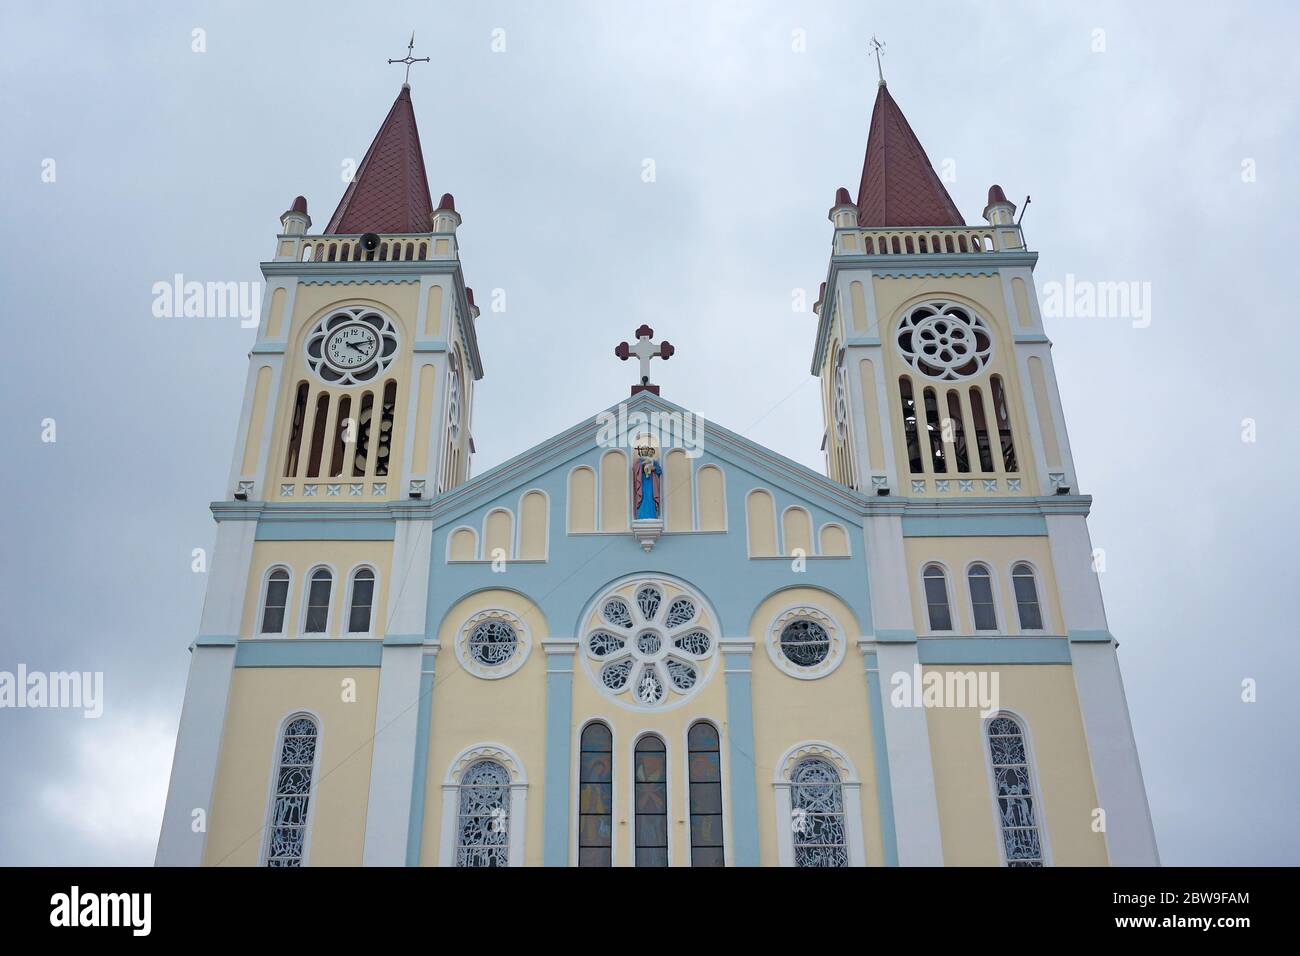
[634,735,668,866]
[456,760,510,867]
[968,564,998,631]
[923,565,953,631]
[578,723,613,867]
[687,722,724,867]
[987,715,1044,866]
[1012,563,1044,631]
[790,757,847,868]
[265,715,317,866]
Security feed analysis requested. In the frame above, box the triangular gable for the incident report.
[428,391,867,529]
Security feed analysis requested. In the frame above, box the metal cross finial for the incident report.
[869,34,886,86]
[614,325,674,396]
[388,32,431,86]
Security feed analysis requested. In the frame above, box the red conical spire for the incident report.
[855,84,964,228]
[325,86,434,234]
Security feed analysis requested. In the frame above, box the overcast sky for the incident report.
[2,0,1296,866]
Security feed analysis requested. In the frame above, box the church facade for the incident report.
[156,75,1159,867]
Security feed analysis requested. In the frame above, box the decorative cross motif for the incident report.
[388,32,430,85]
[614,324,674,395]
[869,34,886,85]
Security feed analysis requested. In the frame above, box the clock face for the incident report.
[324,324,379,371]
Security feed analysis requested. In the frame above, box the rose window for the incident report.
[896,301,993,381]
[583,579,717,710]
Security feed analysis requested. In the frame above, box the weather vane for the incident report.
[388,32,430,85]
[869,34,886,86]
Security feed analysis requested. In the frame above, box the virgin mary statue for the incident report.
[633,455,662,520]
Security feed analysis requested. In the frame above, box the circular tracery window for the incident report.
[896,301,992,381]
[766,606,844,680]
[582,579,717,711]
[779,619,831,667]
[456,609,530,679]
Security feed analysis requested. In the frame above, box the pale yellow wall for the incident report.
[424,283,443,337]
[872,275,1039,490]
[782,507,813,556]
[568,466,596,532]
[518,490,548,559]
[747,588,885,866]
[697,464,726,531]
[240,540,393,637]
[746,489,777,556]
[1028,357,1062,470]
[665,450,692,531]
[411,363,436,475]
[820,523,849,556]
[484,508,513,560]
[924,664,1107,865]
[204,666,379,866]
[266,285,421,499]
[241,366,272,475]
[1011,277,1032,330]
[420,589,550,866]
[600,451,628,531]
[850,280,869,333]
[448,527,477,561]
[858,358,884,472]
[904,537,1062,635]
[267,287,287,338]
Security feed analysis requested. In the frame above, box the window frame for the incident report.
[259,710,322,867]
[343,564,378,635]
[258,565,293,635]
[630,731,671,867]
[575,719,615,867]
[980,710,1052,866]
[1010,561,1047,632]
[685,719,726,867]
[299,564,336,635]
[921,563,955,633]
[437,743,528,867]
[966,561,1000,633]
[773,741,865,867]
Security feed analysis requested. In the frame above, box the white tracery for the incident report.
[582,578,716,711]
[896,301,993,381]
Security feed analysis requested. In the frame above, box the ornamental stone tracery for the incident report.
[896,300,993,381]
[581,578,718,711]
[455,609,531,679]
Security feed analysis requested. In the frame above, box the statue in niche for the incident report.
[632,448,662,520]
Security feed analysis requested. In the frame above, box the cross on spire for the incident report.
[388,32,430,86]
[869,34,886,86]
[615,325,674,396]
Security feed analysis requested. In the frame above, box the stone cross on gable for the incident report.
[615,325,674,395]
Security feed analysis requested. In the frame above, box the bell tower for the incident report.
[811,69,1159,866]
[157,76,484,865]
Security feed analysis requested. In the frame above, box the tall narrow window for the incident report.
[347,568,374,633]
[968,564,998,631]
[578,722,613,867]
[305,392,329,478]
[353,391,374,477]
[990,375,1018,472]
[634,735,668,866]
[987,715,1044,866]
[923,565,953,631]
[898,376,923,473]
[1012,563,1044,630]
[283,381,309,477]
[329,395,351,478]
[969,386,995,472]
[790,757,847,867]
[303,568,332,633]
[260,568,290,634]
[922,387,946,472]
[687,722,724,866]
[455,760,510,867]
[375,380,397,477]
[265,715,317,866]
[946,390,970,472]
